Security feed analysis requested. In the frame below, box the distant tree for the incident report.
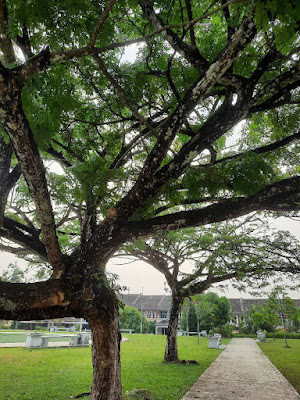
[123,220,300,362]
[1,262,26,283]
[119,305,152,334]
[194,293,231,332]
[267,287,297,348]
[181,293,231,340]
[251,304,280,334]
[290,308,300,333]
[181,299,197,333]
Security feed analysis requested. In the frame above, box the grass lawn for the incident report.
[259,339,300,394]
[0,334,230,400]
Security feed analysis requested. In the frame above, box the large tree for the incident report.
[123,221,300,362]
[0,1,299,398]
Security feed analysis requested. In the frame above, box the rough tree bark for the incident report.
[164,288,182,362]
[67,262,123,400]
[89,317,122,400]
[88,303,122,400]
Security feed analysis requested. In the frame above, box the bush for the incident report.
[0,323,10,329]
[232,332,300,339]
[266,332,300,339]
[232,333,257,338]
[219,324,233,338]
[35,325,42,330]
[208,324,233,337]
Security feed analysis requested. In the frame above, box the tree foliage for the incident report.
[119,305,154,334]
[1,262,26,283]
[181,293,230,332]
[123,219,300,299]
[0,0,299,397]
[239,303,280,334]
[267,286,297,347]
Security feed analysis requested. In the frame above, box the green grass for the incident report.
[0,334,229,400]
[259,339,300,395]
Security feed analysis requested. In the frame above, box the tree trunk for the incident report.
[164,293,181,362]
[280,312,290,348]
[88,315,122,400]
[186,301,190,336]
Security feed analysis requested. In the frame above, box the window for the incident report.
[160,311,167,319]
[147,310,152,318]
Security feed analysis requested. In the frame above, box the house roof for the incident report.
[119,293,171,310]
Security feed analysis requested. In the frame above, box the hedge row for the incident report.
[233,332,300,339]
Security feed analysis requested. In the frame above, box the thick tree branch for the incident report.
[45,144,73,168]
[154,99,248,189]
[120,177,300,239]
[89,0,117,47]
[212,131,300,166]
[2,97,64,276]
[249,79,300,115]
[0,243,31,256]
[114,13,256,220]
[0,0,15,63]
[16,25,34,59]
[0,279,71,320]
[139,0,250,90]
[1,217,46,257]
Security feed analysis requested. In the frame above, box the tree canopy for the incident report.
[181,293,231,332]
[0,0,299,274]
[122,219,300,361]
[0,1,299,398]
[123,220,300,298]
[119,305,154,333]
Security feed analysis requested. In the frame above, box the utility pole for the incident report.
[140,287,143,334]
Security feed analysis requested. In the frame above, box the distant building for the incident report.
[120,294,300,332]
[2,295,299,334]
[119,293,172,333]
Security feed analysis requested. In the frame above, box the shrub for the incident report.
[219,324,233,338]
[266,332,300,339]
[233,333,257,338]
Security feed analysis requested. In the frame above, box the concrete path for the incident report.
[181,338,300,400]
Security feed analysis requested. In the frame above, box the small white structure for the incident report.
[26,333,42,348]
[208,334,222,349]
[26,332,90,348]
[77,332,90,346]
[257,332,267,343]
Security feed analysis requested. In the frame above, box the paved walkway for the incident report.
[181,338,300,400]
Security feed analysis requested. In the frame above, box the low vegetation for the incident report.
[259,339,300,394]
[0,334,230,400]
